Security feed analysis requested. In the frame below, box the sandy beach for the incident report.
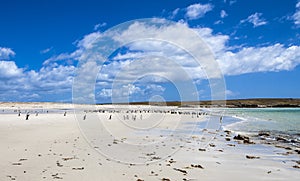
[0,102,299,181]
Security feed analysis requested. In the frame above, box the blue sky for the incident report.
[0,0,300,103]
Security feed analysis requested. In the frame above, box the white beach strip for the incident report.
[0,103,299,181]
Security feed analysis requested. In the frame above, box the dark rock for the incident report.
[243,139,255,144]
[234,134,249,141]
[292,165,300,169]
[258,131,270,137]
[209,143,215,147]
[72,167,84,170]
[246,155,260,159]
[276,137,288,142]
[173,168,187,174]
[191,164,204,169]
[224,130,231,134]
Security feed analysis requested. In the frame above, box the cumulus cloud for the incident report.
[97,83,165,102]
[3,18,299,102]
[293,1,300,26]
[64,19,300,102]
[0,61,23,78]
[0,59,75,102]
[186,3,213,20]
[241,13,267,27]
[0,47,15,59]
[217,44,300,75]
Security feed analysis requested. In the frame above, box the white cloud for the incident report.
[0,61,23,78]
[73,19,300,85]
[0,47,15,59]
[0,59,75,102]
[186,3,213,20]
[193,27,229,55]
[4,18,297,102]
[241,13,267,27]
[220,10,228,18]
[97,88,112,98]
[292,1,300,26]
[97,84,166,102]
[40,47,52,54]
[94,22,107,30]
[170,8,180,19]
[217,44,300,75]
[225,90,233,96]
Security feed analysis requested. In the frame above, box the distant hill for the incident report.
[125,98,300,108]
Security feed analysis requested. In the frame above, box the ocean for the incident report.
[214,108,300,150]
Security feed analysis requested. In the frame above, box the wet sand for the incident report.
[0,103,299,180]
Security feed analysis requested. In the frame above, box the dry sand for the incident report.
[0,103,299,180]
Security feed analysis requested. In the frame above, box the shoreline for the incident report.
[0,103,299,180]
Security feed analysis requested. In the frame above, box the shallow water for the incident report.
[215,108,300,149]
[221,108,300,134]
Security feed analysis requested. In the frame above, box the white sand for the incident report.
[0,103,299,180]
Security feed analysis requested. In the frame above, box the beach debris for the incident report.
[173,168,187,174]
[168,158,176,163]
[149,170,158,176]
[62,156,77,161]
[162,178,170,181]
[145,152,156,156]
[56,161,63,167]
[6,175,16,180]
[52,173,63,179]
[19,158,27,161]
[209,143,216,147]
[191,164,204,169]
[72,167,84,170]
[225,137,231,141]
[151,156,161,160]
[12,162,22,166]
[267,171,272,174]
[198,148,206,151]
[136,179,144,181]
[246,155,260,159]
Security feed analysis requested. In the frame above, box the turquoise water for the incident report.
[220,108,300,135]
